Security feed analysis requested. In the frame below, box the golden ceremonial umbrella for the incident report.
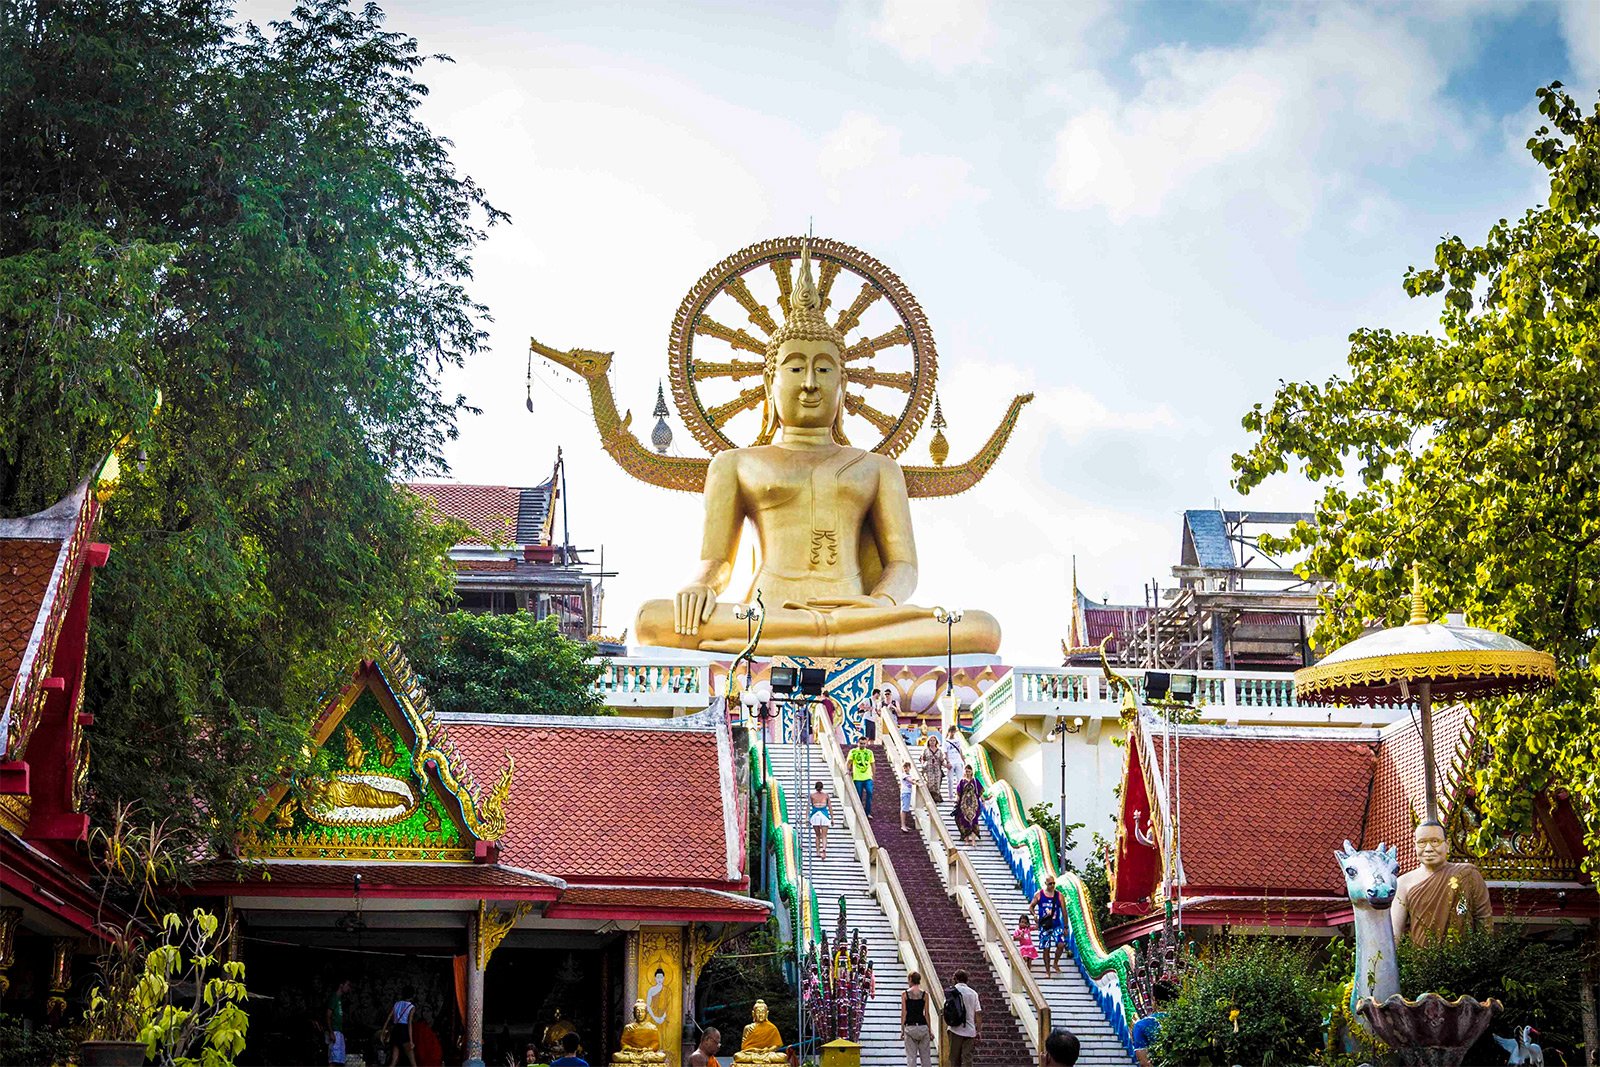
[1294,571,1556,823]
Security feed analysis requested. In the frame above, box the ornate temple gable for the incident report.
[244,645,512,862]
[0,477,108,842]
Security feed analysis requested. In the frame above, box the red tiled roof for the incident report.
[1147,728,1377,895]
[446,718,735,885]
[0,539,59,707]
[1363,704,1473,869]
[408,483,519,545]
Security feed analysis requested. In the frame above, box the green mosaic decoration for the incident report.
[255,686,471,860]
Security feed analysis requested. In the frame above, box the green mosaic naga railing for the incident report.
[749,733,822,949]
[962,738,1140,1040]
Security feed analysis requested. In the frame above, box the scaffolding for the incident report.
[1120,510,1327,672]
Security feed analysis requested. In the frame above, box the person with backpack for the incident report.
[943,969,981,1066]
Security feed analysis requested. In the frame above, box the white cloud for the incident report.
[818,112,988,233]
[1556,0,1600,87]
[1047,5,1462,224]
[869,0,995,71]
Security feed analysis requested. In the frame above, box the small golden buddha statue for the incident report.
[634,242,1001,659]
[731,999,787,1065]
[613,1000,667,1064]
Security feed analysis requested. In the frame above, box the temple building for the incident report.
[406,452,615,645]
[0,478,112,1016]
[1107,703,1597,941]
[191,645,767,1065]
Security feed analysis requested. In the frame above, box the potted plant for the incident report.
[79,805,251,1066]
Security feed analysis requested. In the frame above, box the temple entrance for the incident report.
[480,940,624,1065]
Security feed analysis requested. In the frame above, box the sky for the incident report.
[246,0,1597,663]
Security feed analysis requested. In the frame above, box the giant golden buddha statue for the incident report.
[731,999,787,1065]
[631,243,1000,658]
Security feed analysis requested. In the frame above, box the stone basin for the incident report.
[1355,992,1501,1067]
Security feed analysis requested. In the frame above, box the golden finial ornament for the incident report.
[1408,563,1430,626]
[928,394,949,467]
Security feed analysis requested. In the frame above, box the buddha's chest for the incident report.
[741,452,876,526]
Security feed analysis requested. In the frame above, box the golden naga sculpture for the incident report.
[732,999,787,1065]
[613,1000,667,1064]
[534,237,1015,658]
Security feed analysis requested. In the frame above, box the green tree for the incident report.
[408,611,605,717]
[0,0,500,857]
[1150,937,1324,1066]
[1232,84,1600,875]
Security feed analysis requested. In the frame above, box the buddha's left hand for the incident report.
[788,595,895,610]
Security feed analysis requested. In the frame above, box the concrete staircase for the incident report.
[930,801,1132,1066]
[868,759,1035,1066]
[763,742,907,1066]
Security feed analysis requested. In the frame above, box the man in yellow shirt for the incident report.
[849,738,876,816]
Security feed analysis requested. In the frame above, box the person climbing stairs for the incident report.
[929,800,1132,1066]
[762,741,909,1066]
[868,756,1035,1066]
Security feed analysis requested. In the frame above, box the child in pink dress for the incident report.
[1013,912,1039,967]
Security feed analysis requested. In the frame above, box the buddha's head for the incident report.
[759,242,848,442]
[752,998,770,1023]
[632,999,648,1023]
[1414,820,1448,871]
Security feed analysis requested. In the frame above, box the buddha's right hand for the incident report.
[674,584,718,635]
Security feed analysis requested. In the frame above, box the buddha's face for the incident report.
[632,1001,647,1022]
[770,339,843,429]
[1414,823,1448,870]
[753,1000,769,1022]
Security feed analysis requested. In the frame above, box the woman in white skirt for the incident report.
[809,781,832,861]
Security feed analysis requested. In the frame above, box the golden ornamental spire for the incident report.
[1408,563,1430,626]
[928,395,949,466]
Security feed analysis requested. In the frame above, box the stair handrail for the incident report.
[882,718,1052,1065]
[812,711,950,1052]
[748,728,823,947]
[957,733,1141,1053]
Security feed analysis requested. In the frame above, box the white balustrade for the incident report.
[592,657,713,709]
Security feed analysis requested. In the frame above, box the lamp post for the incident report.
[1048,714,1084,871]
[934,607,963,730]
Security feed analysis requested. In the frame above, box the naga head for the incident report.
[530,337,613,379]
[1336,839,1399,910]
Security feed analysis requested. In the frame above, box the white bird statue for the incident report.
[1492,1025,1543,1066]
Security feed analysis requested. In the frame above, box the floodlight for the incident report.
[770,666,798,693]
[798,667,826,696]
[1169,672,1198,704]
[1144,671,1171,701]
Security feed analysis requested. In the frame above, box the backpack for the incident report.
[943,985,967,1028]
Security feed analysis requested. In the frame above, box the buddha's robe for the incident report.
[620,1023,661,1052]
[740,1020,782,1051]
[1399,861,1492,946]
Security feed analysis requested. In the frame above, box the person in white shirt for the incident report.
[945,969,982,1066]
[942,726,965,795]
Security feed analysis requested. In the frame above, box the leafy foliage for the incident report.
[1232,84,1600,875]
[694,922,798,1053]
[1398,925,1590,1065]
[0,1014,79,1067]
[408,610,605,717]
[1150,937,1324,1067]
[0,0,498,857]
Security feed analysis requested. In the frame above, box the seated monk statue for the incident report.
[731,999,787,1065]
[613,1000,667,1064]
[634,241,1001,659]
[1392,819,1492,947]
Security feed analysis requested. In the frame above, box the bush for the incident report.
[1399,924,1589,1065]
[0,1014,78,1067]
[1150,937,1323,1066]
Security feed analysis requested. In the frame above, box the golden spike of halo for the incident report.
[707,384,767,428]
[770,258,793,311]
[843,325,909,363]
[817,260,841,312]
[849,366,914,390]
[834,282,883,335]
[694,315,767,356]
[690,359,765,381]
[844,392,899,434]
[725,275,777,335]
[1408,563,1430,626]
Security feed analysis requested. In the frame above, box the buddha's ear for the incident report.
[755,370,779,444]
